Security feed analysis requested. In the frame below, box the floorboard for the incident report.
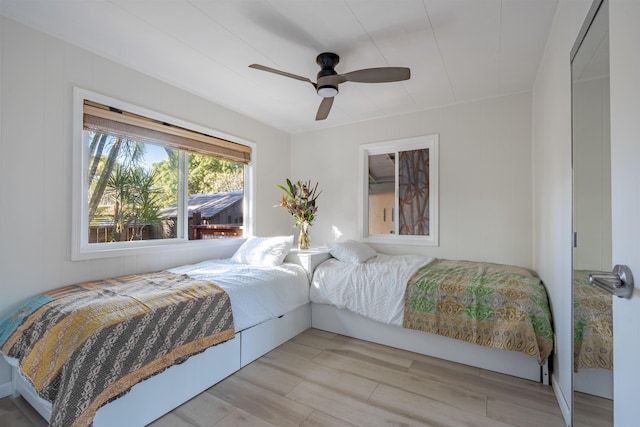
[0,328,578,426]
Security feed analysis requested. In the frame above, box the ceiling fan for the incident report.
[249,52,411,121]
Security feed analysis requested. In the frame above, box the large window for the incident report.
[73,89,254,259]
[360,134,438,246]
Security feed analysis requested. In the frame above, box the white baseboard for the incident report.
[552,374,571,427]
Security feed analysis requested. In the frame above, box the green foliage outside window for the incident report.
[88,132,244,243]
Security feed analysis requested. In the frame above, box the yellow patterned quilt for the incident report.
[0,271,235,427]
[403,259,553,365]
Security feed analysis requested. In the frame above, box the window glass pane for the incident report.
[186,153,244,240]
[368,153,396,235]
[86,131,178,243]
[398,148,430,236]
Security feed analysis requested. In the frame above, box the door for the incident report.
[572,2,640,426]
[609,1,640,425]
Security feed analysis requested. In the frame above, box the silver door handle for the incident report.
[589,265,634,298]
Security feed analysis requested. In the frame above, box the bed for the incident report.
[573,269,613,399]
[0,235,311,427]
[309,240,554,383]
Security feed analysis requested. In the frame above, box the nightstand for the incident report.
[285,248,331,281]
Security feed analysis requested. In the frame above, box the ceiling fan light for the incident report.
[317,86,338,98]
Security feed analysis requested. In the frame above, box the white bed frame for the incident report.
[574,368,613,400]
[311,303,550,384]
[1,300,551,425]
[4,303,311,427]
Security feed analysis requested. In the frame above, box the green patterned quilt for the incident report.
[573,270,613,371]
[403,259,553,365]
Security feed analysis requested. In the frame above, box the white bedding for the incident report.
[169,259,309,332]
[310,254,432,326]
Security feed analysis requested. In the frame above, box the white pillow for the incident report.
[329,240,377,264]
[231,235,294,266]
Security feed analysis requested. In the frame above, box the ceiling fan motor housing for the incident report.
[316,52,339,97]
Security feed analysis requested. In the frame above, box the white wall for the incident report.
[291,92,534,269]
[609,1,640,425]
[531,0,591,424]
[0,17,293,319]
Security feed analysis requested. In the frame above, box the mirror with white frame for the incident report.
[571,0,613,425]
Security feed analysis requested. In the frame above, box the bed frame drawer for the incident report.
[240,304,311,367]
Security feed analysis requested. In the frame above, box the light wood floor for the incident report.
[1,328,570,427]
[573,391,613,427]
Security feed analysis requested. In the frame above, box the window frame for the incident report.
[359,134,439,246]
[72,87,255,260]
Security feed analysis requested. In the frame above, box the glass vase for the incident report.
[298,221,311,250]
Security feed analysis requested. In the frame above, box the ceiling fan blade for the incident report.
[338,67,411,84]
[249,64,317,89]
[316,97,334,121]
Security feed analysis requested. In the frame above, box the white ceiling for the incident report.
[0,0,559,134]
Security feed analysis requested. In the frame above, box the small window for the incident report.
[360,134,439,246]
[73,89,254,259]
